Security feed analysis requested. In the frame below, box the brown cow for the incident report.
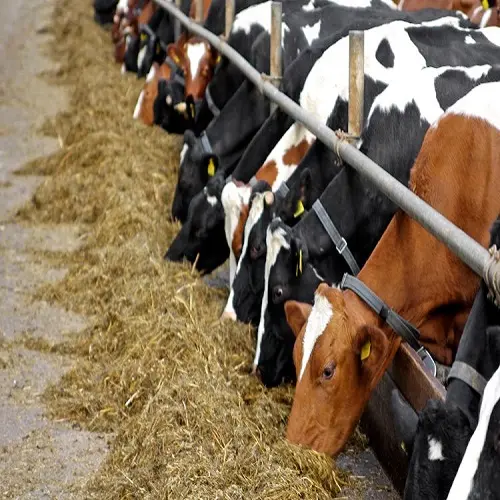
[399,0,499,27]
[132,0,218,124]
[168,36,219,103]
[284,82,500,457]
[133,34,218,124]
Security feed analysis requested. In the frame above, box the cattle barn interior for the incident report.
[5,0,500,497]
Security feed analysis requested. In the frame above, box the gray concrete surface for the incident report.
[0,0,108,497]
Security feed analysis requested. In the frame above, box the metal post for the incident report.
[225,0,235,38]
[196,0,204,22]
[270,1,282,113]
[174,0,182,39]
[348,31,364,142]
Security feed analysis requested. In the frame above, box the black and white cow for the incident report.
[94,0,118,25]
[253,62,500,388]
[446,362,500,499]
[136,8,177,79]
[222,14,482,327]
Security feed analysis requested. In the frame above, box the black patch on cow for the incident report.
[375,38,394,68]
[403,400,473,500]
[468,400,500,500]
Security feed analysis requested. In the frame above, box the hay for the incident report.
[16,0,365,497]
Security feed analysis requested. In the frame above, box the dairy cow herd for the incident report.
[94,0,500,497]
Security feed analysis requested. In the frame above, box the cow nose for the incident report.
[250,244,263,260]
[220,310,236,321]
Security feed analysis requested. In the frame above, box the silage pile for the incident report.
[16,0,355,497]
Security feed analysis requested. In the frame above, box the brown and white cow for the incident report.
[399,0,500,27]
[284,81,500,456]
[133,2,218,125]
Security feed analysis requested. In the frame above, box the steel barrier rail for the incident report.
[154,0,500,302]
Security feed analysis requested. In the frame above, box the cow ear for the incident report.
[167,42,185,67]
[390,389,418,456]
[460,0,476,8]
[285,300,312,338]
[353,325,389,381]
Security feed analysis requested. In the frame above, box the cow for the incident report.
[94,0,118,25]
[135,0,215,80]
[135,8,176,79]
[393,225,500,499]
[222,14,485,327]
[399,0,499,27]
[446,358,500,499]
[282,81,500,457]
[167,8,474,276]
[253,64,500,388]
[122,0,158,74]
[133,33,219,126]
[133,61,180,125]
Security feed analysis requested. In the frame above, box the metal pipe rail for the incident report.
[154,0,500,303]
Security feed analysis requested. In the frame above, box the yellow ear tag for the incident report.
[173,54,180,64]
[482,0,489,9]
[294,200,305,218]
[216,54,221,64]
[207,159,215,177]
[295,249,303,277]
[401,441,407,453]
[190,103,195,119]
[360,341,371,361]
[140,33,147,42]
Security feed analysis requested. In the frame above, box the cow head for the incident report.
[253,219,325,387]
[153,79,193,134]
[136,29,165,79]
[171,129,217,223]
[165,173,229,274]
[122,30,140,73]
[395,395,472,500]
[284,284,392,455]
[167,37,219,115]
[134,62,170,125]
[227,186,275,325]
[274,170,313,227]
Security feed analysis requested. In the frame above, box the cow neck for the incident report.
[344,207,481,370]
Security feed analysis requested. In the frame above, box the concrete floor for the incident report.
[0,0,108,497]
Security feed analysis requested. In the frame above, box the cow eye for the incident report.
[272,286,284,304]
[322,362,335,380]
